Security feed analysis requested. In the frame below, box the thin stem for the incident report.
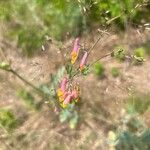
[89,52,112,67]
[0,68,43,93]
[72,68,80,79]
[106,14,122,25]
[70,52,112,79]
[88,31,106,55]
[8,69,42,93]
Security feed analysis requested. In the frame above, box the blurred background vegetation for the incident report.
[0,0,149,56]
[0,0,150,149]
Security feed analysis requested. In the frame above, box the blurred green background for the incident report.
[0,0,149,56]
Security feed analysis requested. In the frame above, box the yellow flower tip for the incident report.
[57,88,65,102]
[58,96,65,102]
[57,88,63,97]
[71,51,78,64]
[79,65,84,71]
[74,98,79,103]
[60,103,68,108]
[108,131,117,142]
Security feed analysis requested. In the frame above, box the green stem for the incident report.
[89,52,112,67]
[88,31,105,55]
[3,68,42,93]
[10,69,42,92]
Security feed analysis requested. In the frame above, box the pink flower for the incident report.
[73,38,79,53]
[71,38,80,64]
[80,51,88,70]
[63,89,79,105]
[57,77,68,102]
[71,90,78,99]
[60,77,68,92]
[63,94,72,104]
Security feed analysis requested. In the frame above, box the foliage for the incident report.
[0,62,10,71]
[132,47,145,65]
[0,0,149,56]
[116,115,150,149]
[116,129,150,150]
[0,108,18,131]
[59,103,78,129]
[81,65,90,76]
[0,0,83,56]
[107,92,150,150]
[111,67,120,78]
[108,111,150,150]
[126,94,150,114]
[112,47,126,61]
[94,62,105,78]
[17,89,40,110]
[134,47,145,58]
[17,26,46,57]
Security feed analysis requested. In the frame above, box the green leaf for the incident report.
[0,108,18,131]
[132,55,145,65]
[0,62,10,70]
[59,109,70,123]
[94,62,105,78]
[69,112,78,129]
[66,63,73,77]
[113,48,126,61]
[17,89,38,110]
[134,47,145,58]
[111,67,120,78]
[81,65,90,76]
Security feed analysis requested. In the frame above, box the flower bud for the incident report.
[63,94,72,104]
[71,90,78,99]
[80,51,88,70]
[60,77,68,92]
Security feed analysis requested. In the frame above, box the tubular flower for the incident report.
[71,38,80,64]
[79,51,88,71]
[61,89,79,108]
[57,77,68,102]
[64,94,72,105]
[60,77,68,92]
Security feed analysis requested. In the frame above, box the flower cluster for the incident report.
[56,38,89,108]
[57,77,79,108]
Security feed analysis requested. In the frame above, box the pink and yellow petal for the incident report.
[71,52,78,64]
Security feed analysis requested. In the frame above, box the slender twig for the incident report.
[9,69,41,92]
[88,31,107,55]
[106,14,122,25]
[0,67,43,94]
[89,52,112,66]
[71,68,80,79]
